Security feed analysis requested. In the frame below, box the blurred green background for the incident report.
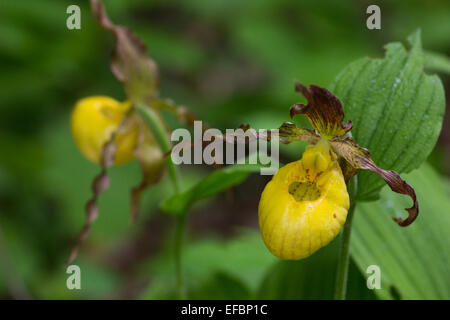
[0,0,449,299]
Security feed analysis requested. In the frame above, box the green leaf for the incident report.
[351,163,450,299]
[160,163,269,215]
[425,50,450,75]
[330,30,445,200]
[257,238,376,299]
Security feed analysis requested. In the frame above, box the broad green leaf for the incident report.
[330,30,445,200]
[160,164,269,215]
[351,163,450,299]
[257,238,376,300]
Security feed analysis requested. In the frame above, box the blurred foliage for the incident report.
[141,230,276,299]
[0,0,449,299]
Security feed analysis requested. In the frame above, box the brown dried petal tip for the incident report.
[90,0,159,103]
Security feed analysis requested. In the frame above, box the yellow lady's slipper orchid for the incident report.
[257,81,418,261]
[70,96,138,165]
[259,140,349,260]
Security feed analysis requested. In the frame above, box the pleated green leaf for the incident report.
[330,30,445,200]
[351,164,450,299]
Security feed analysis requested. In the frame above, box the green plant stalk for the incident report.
[333,175,358,300]
[136,102,186,299]
[136,102,181,193]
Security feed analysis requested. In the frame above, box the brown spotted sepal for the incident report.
[290,82,352,139]
[67,109,132,264]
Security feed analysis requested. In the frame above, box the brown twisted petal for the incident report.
[164,122,319,168]
[194,122,320,146]
[203,122,320,145]
[66,110,130,264]
[290,82,352,138]
[331,138,418,226]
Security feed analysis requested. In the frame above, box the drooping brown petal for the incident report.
[290,82,352,138]
[277,122,320,145]
[130,116,165,223]
[67,108,136,263]
[91,0,159,102]
[331,138,418,226]
[67,137,112,262]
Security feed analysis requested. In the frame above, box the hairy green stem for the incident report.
[333,175,358,300]
[136,102,185,299]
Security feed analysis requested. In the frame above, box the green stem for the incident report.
[136,102,181,193]
[136,102,185,299]
[333,175,358,300]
